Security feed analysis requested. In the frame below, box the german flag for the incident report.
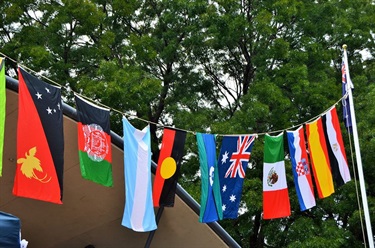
[306,117,334,198]
[153,128,186,207]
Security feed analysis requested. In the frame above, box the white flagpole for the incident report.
[343,44,374,247]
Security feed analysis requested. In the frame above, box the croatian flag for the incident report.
[122,117,157,232]
[287,126,316,211]
[218,135,256,219]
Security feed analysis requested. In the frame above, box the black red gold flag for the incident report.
[13,68,64,204]
[153,128,186,207]
[306,117,334,199]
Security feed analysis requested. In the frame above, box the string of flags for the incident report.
[0,53,353,232]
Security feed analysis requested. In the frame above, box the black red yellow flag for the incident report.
[13,68,64,204]
[153,128,186,207]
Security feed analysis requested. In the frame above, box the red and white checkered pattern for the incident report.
[296,162,306,176]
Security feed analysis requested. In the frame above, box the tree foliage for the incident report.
[1,0,375,246]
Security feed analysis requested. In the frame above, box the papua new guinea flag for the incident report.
[0,58,5,176]
[13,68,63,204]
[218,135,256,219]
[153,128,186,207]
[75,94,113,187]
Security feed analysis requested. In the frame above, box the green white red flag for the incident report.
[263,133,291,219]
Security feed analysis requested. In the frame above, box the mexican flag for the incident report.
[263,133,291,219]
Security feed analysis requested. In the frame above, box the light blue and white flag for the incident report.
[122,117,157,232]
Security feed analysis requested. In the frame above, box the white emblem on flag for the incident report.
[83,124,109,162]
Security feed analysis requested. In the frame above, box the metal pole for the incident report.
[343,44,374,247]
[144,207,164,248]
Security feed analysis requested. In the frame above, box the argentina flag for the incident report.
[122,117,157,232]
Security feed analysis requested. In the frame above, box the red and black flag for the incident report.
[153,128,186,207]
[75,94,113,187]
[13,68,64,204]
[322,107,351,187]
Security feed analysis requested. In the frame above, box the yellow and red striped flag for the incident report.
[306,117,334,198]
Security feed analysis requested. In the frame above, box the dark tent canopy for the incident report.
[0,211,21,248]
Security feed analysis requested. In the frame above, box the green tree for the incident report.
[1,0,375,247]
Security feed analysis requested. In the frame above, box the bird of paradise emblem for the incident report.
[17,147,51,183]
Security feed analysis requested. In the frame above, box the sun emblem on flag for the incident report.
[83,124,109,162]
[17,147,51,183]
[267,167,278,186]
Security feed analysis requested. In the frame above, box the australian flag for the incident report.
[342,59,352,132]
[218,135,256,219]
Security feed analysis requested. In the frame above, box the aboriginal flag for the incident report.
[75,94,113,187]
[13,68,63,204]
[153,128,186,207]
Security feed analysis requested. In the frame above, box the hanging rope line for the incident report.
[1,50,368,243]
[0,52,350,137]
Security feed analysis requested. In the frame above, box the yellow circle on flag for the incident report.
[160,157,177,179]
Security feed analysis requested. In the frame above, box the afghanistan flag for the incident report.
[263,133,291,219]
[322,107,351,187]
[122,117,156,232]
[306,117,334,198]
[0,58,5,176]
[197,133,223,223]
[287,126,316,211]
[75,94,113,187]
[153,128,186,207]
[218,135,255,219]
[13,68,63,204]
